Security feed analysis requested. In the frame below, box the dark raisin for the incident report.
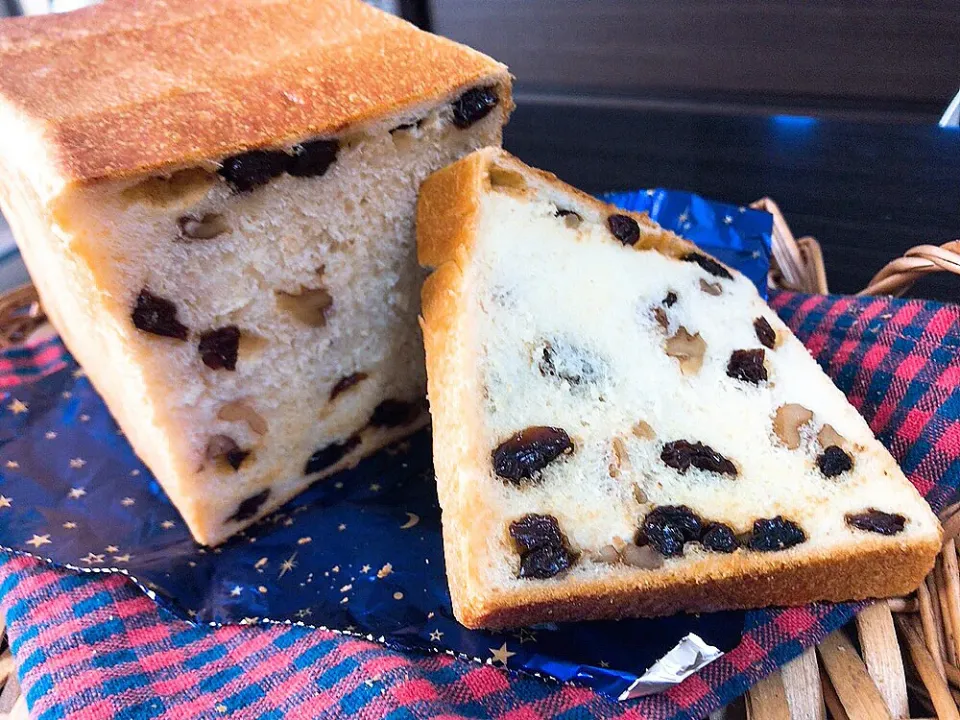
[661,440,737,476]
[510,513,564,551]
[509,514,575,579]
[132,290,188,340]
[663,292,678,307]
[287,139,338,178]
[218,149,288,192]
[451,86,499,129]
[646,506,702,541]
[369,399,421,428]
[754,317,776,349]
[225,447,250,471]
[845,509,906,536]
[555,208,582,221]
[519,545,574,579]
[682,252,733,280]
[748,516,806,552]
[817,445,853,477]
[701,522,738,553]
[304,435,361,475]
[330,372,368,401]
[643,505,703,557]
[493,427,573,483]
[198,326,240,371]
[727,348,768,384]
[538,339,601,386]
[228,488,270,523]
[608,214,640,246]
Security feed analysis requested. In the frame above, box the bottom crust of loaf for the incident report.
[456,536,939,629]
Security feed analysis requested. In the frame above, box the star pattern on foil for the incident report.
[5,460,18,469]
[723,214,734,225]
[62,521,77,529]
[513,628,538,644]
[81,552,104,564]
[79,414,90,422]
[69,457,86,469]
[295,608,312,619]
[429,629,443,642]
[44,431,57,440]
[113,554,131,563]
[160,520,175,530]
[68,487,86,499]
[0,495,11,509]
[230,586,242,597]
[360,564,371,574]
[6,399,28,415]
[279,553,298,578]
[489,643,515,666]
[26,534,51,548]
[599,660,610,668]
[121,497,135,507]
[105,545,119,553]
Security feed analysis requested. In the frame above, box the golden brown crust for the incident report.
[417,148,942,630]
[461,536,940,629]
[0,0,509,186]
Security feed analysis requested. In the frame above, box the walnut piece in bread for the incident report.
[0,0,512,545]
[417,148,941,629]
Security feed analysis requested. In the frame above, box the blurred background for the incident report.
[1,0,958,299]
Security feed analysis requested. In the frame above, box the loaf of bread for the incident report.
[417,148,942,629]
[0,0,511,545]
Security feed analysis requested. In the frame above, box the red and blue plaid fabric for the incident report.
[2,290,958,720]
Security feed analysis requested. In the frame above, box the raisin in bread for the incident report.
[417,148,942,629]
[0,0,512,545]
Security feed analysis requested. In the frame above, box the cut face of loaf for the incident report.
[0,0,511,545]
[417,148,942,630]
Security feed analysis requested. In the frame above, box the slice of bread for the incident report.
[417,148,942,629]
[0,0,511,545]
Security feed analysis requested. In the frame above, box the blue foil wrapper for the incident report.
[0,190,772,701]
[602,189,772,299]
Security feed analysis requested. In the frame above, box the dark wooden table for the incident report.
[503,102,960,302]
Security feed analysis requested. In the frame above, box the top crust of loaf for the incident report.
[0,0,508,191]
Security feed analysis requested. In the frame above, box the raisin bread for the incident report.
[0,0,512,545]
[417,148,942,629]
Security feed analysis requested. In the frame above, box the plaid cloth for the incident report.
[2,290,958,720]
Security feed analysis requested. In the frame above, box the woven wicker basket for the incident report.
[0,200,957,720]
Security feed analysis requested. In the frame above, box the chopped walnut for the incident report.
[204,434,250,471]
[276,286,333,327]
[665,327,707,375]
[699,278,723,296]
[609,436,630,478]
[218,400,268,435]
[632,420,656,440]
[653,307,669,331]
[773,403,814,450]
[594,545,621,564]
[818,424,846,449]
[488,166,527,193]
[633,485,649,505]
[177,213,230,240]
[622,544,664,569]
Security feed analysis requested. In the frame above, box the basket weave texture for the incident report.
[0,201,956,720]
